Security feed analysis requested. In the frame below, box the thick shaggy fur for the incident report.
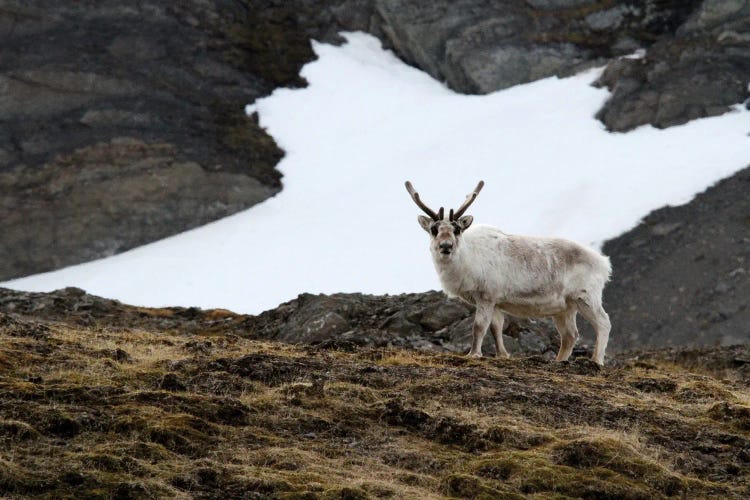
[423,220,612,364]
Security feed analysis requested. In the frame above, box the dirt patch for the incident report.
[707,402,750,431]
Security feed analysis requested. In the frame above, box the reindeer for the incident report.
[405,180,612,365]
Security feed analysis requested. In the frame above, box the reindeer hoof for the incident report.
[467,352,482,358]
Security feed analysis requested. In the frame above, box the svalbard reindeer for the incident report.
[405,180,612,365]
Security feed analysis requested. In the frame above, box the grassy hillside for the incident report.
[1,298,750,499]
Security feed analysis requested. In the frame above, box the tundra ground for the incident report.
[1,292,750,499]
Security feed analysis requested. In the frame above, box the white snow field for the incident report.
[5,33,749,314]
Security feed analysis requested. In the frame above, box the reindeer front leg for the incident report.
[468,302,493,357]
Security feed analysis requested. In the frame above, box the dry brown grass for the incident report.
[1,311,749,498]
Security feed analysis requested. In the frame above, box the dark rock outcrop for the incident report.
[374,0,702,94]
[372,0,749,131]
[246,291,563,357]
[0,0,379,281]
[0,1,288,279]
[603,165,750,351]
[0,286,564,359]
[595,0,750,131]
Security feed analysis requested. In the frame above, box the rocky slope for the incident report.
[604,164,750,352]
[1,2,278,279]
[0,0,364,281]
[595,0,750,131]
[1,289,750,498]
[3,0,749,281]
[375,0,696,92]
[0,286,564,359]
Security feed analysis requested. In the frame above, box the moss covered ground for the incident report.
[1,304,749,498]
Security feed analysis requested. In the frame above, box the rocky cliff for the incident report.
[3,0,749,281]
[595,0,750,131]
[0,0,366,280]
[1,2,278,279]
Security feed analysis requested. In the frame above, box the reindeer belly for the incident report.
[455,289,568,318]
[496,297,568,318]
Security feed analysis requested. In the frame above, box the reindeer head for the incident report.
[405,180,484,259]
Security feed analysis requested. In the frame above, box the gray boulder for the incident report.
[247,290,562,357]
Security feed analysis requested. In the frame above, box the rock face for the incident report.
[0,1,293,279]
[595,0,750,131]
[603,165,750,351]
[0,0,383,281]
[374,0,702,93]
[0,0,380,281]
[1,138,277,274]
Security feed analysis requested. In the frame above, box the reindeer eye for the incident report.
[453,223,461,235]
[430,224,439,236]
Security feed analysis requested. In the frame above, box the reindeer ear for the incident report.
[418,215,433,232]
[458,215,473,230]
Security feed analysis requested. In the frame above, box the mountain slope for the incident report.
[604,164,750,352]
[4,0,748,281]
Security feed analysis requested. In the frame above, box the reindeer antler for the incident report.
[450,181,484,221]
[405,181,443,220]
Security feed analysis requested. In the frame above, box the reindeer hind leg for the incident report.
[490,309,509,358]
[576,295,610,365]
[553,307,579,362]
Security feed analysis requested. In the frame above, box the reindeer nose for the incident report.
[439,241,453,253]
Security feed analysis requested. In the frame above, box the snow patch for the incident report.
[5,32,749,314]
